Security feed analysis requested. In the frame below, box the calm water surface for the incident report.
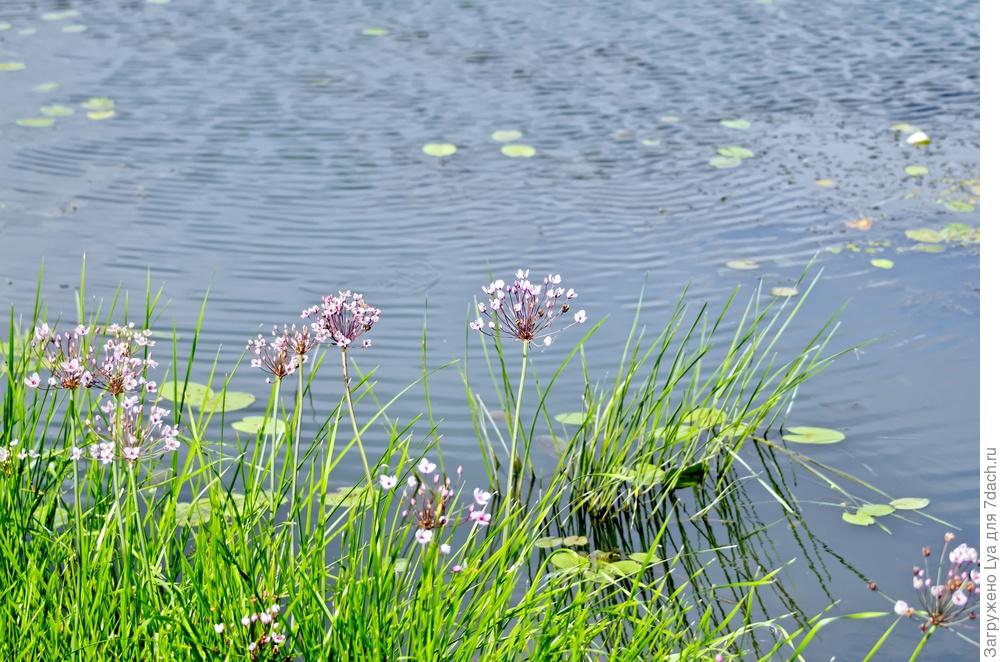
[0,0,979,658]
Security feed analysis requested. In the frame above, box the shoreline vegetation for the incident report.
[0,266,978,660]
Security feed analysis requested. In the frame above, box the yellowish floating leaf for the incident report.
[659,114,680,124]
[0,61,26,72]
[86,110,116,121]
[709,155,742,169]
[717,145,754,159]
[945,199,975,213]
[783,426,845,444]
[501,144,536,158]
[858,504,895,517]
[0,22,11,31]
[562,535,588,547]
[82,96,115,111]
[891,122,916,133]
[842,511,875,526]
[361,27,389,36]
[147,0,172,4]
[42,9,81,21]
[62,24,87,33]
[491,129,522,142]
[905,165,928,177]
[911,243,945,253]
[905,228,942,243]
[19,28,37,36]
[535,536,563,549]
[889,497,929,510]
[720,118,751,129]
[640,138,660,146]
[815,178,835,187]
[870,258,894,270]
[40,104,74,117]
[33,81,60,92]
[422,143,457,157]
[16,117,54,127]
[771,286,798,298]
[725,259,760,270]
[845,217,873,231]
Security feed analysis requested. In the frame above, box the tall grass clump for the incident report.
[0,266,956,659]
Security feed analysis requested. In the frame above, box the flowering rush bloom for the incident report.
[301,291,380,349]
[83,396,180,464]
[894,532,979,631]
[247,324,316,383]
[470,270,585,346]
[401,464,491,544]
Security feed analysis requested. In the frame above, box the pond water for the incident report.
[0,0,979,658]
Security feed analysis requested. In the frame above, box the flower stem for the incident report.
[504,340,529,512]
[341,347,372,486]
[290,365,305,556]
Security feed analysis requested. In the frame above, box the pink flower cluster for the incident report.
[84,396,180,464]
[471,270,585,346]
[893,533,979,631]
[301,291,380,349]
[214,602,287,660]
[28,323,158,396]
[0,437,39,470]
[247,324,317,383]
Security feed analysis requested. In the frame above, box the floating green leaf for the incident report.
[501,144,536,158]
[40,104,74,117]
[562,535,588,547]
[640,138,660,147]
[709,156,742,169]
[905,228,942,243]
[555,412,585,425]
[940,223,978,243]
[535,536,563,549]
[33,82,60,93]
[86,110,116,121]
[659,114,680,124]
[605,559,644,576]
[683,407,726,428]
[725,259,759,270]
[548,549,588,571]
[324,486,371,508]
[628,551,663,564]
[858,504,895,517]
[717,146,754,159]
[361,27,389,36]
[62,24,87,33]
[422,143,456,158]
[770,286,798,298]
[782,426,845,444]
[870,259,894,270]
[42,9,81,21]
[720,118,751,130]
[231,416,284,436]
[904,165,928,177]
[175,499,214,526]
[889,497,929,511]
[945,199,975,213]
[16,117,54,127]
[0,22,11,31]
[891,122,916,133]
[81,97,115,111]
[0,61,26,72]
[491,129,522,142]
[912,243,945,253]
[19,27,37,36]
[393,559,408,573]
[624,462,667,488]
[159,379,255,413]
[842,511,875,526]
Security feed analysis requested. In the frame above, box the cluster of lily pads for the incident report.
[422,129,536,160]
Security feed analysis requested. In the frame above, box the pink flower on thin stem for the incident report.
[302,291,380,349]
[415,529,433,545]
[247,324,315,383]
[379,474,398,490]
[470,270,585,347]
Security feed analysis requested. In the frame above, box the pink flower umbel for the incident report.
[31,323,96,391]
[889,533,979,630]
[302,291,380,349]
[470,270,585,347]
[247,324,316,383]
[84,396,181,464]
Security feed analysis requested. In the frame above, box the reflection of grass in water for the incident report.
[0,265,941,659]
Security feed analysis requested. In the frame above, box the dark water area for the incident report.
[0,0,979,658]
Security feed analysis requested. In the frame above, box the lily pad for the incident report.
[324,485,371,508]
[361,27,389,36]
[548,549,588,571]
[720,118,751,130]
[770,286,798,298]
[624,462,667,488]
[889,497,930,511]
[842,511,875,526]
[605,559,644,576]
[717,146,754,159]
[16,118,54,127]
[940,223,978,243]
[422,143,457,158]
[33,82,60,93]
[555,412,585,425]
[0,61,26,72]
[81,97,115,111]
[158,378,256,413]
[535,536,563,549]
[231,416,284,436]
[709,155,742,169]
[659,114,680,124]
[627,551,663,564]
[62,24,87,33]
[393,559,408,573]
[904,165,928,177]
[40,104,74,117]
[640,138,661,147]
[501,144,536,158]
[725,259,760,270]
[912,243,946,253]
[86,110,116,121]
[42,9,81,21]
[945,199,975,213]
[815,179,835,187]
[491,129,523,142]
[858,504,895,517]
[905,131,931,146]
[870,259,894,270]
[0,22,11,31]
[782,426,845,444]
[891,122,916,133]
[175,499,214,526]
[905,228,942,243]
[562,535,588,547]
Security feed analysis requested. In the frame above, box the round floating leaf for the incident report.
[940,223,978,243]
[16,117,54,127]
[81,97,115,111]
[208,391,256,413]
[627,551,663,564]
[324,486,371,508]
[548,549,588,571]
[858,504,895,517]
[709,155,742,169]
[33,82,60,93]
[605,559,644,576]
[147,0,172,4]
[912,243,945,253]
[422,143,456,158]
[393,559,408,573]
[782,426,845,444]
[815,179,835,187]
[905,131,931,146]
[231,416,285,436]
[945,199,975,213]
[361,27,389,36]
[0,22,11,31]
[175,499,214,526]
[720,118,751,130]
[0,61,26,72]
[717,146,754,159]
[905,228,942,243]
[501,144,536,158]
[905,165,928,177]
[86,110,116,121]
[659,114,680,124]
[40,104,74,117]
[842,511,874,526]
[640,138,660,147]
[624,462,667,488]
[555,412,585,425]
[889,497,929,511]
[870,258,894,270]
[725,259,760,270]
[62,24,87,33]
[159,380,213,406]
[491,129,522,142]
[42,9,81,21]
[771,286,798,298]
[562,535,588,547]
[535,536,563,549]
